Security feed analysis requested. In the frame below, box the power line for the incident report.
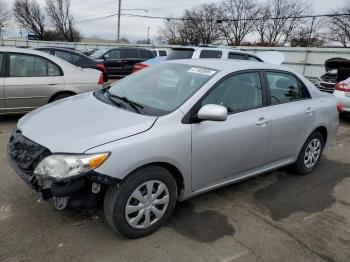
[76,12,350,24]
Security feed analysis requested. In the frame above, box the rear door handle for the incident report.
[48,83,58,86]
[256,118,269,126]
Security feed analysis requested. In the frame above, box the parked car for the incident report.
[7,59,339,238]
[91,47,155,77]
[133,46,284,72]
[315,57,350,93]
[333,69,350,114]
[0,47,103,115]
[34,47,108,82]
[133,56,166,72]
[151,49,168,57]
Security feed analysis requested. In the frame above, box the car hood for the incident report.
[17,92,157,153]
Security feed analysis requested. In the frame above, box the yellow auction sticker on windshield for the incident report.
[188,67,217,76]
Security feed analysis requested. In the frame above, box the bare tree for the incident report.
[0,0,9,29]
[183,3,221,44]
[256,0,310,46]
[13,0,46,40]
[46,0,80,42]
[290,17,325,47]
[326,6,350,47]
[218,0,259,46]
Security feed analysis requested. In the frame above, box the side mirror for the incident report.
[197,104,228,122]
[103,54,109,60]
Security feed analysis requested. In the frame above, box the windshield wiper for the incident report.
[105,89,125,108]
[105,89,144,113]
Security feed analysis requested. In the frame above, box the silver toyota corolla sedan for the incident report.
[7,59,339,238]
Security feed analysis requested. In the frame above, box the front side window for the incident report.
[199,50,222,58]
[107,63,218,114]
[202,72,263,113]
[266,72,310,105]
[107,49,120,59]
[9,53,61,77]
[228,53,246,60]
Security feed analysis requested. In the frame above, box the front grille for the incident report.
[7,129,50,173]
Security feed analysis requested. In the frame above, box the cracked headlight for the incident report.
[34,153,110,180]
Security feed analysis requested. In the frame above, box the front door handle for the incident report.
[305,107,314,115]
[256,117,269,126]
[48,83,58,86]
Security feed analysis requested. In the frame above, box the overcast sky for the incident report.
[3,0,350,42]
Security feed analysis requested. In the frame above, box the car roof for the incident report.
[0,47,79,68]
[166,58,289,72]
[103,47,152,51]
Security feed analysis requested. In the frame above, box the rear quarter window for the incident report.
[199,50,222,58]
[228,53,247,60]
[166,49,194,60]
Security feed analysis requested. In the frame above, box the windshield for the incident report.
[166,49,194,60]
[107,63,218,115]
[91,49,108,59]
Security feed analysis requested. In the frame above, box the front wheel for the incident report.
[104,166,177,238]
[293,131,324,175]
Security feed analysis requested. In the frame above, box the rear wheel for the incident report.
[294,131,324,175]
[51,93,74,102]
[104,166,177,238]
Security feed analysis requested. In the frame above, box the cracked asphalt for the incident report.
[0,114,350,262]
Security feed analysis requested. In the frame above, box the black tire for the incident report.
[51,93,74,102]
[293,131,324,175]
[104,166,177,238]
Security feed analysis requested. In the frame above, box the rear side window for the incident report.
[139,50,154,59]
[158,50,167,56]
[266,72,310,105]
[55,51,73,63]
[166,49,194,60]
[9,53,61,77]
[199,50,222,58]
[152,50,157,56]
[248,56,262,62]
[121,49,139,59]
[228,53,246,60]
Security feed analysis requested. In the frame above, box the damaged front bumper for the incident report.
[7,129,120,207]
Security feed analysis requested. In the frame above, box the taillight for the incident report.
[337,102,342,113]
[96,63,106,72]
[335,82,350,92]
[98,73,103,85]
[133,63,148,73]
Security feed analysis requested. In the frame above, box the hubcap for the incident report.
[125,180,170,229]
[304,138,321,169]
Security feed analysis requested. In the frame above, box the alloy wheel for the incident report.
[304,138,322,169]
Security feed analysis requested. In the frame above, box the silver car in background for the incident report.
[0,47,103,114]
[7,59,339,238]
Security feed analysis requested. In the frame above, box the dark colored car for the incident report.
[90,47,155,77]
[34,47,108,82]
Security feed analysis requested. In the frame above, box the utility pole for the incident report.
[147,27,150,44]
[117,0,121,42]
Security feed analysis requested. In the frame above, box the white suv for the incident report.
[166,46,264,62]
